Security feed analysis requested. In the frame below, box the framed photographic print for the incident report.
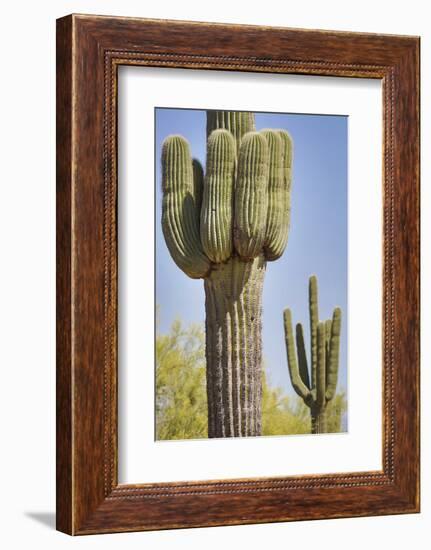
[56,14,420,535]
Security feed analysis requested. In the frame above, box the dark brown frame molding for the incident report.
[56,14,420,535]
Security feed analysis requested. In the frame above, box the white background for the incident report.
[119,68,382,483]
[0,0,427,548]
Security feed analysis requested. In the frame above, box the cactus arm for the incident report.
[325,319,332,347]
[326,307,342,401]
[234,132,269,259]
[161,136,211,279]
[296,322,311,390]
[279,129,293,193]
[200,129,236,263]
[283,309,311,400]
[278,129,293,249]
[260,130,285,261]
[316,322,326,408]
[324,318,332,370]
[309,275,319,390]
[207,110,255,152]
[267,129,292,261]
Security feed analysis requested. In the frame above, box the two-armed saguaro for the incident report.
[161,111,293,437]
[284,276,342,434]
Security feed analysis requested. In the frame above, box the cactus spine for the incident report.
[283,276,342,434]
[161,110,293,437]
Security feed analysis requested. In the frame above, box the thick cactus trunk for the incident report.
[204,255,266,438]
[311,405,328,434]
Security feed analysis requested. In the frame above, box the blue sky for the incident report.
[155,108,348,397]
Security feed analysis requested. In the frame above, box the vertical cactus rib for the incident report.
[326,307,342,401]
[221,286,234,437]
[283,310,311,400]
[284,276,342,434]
[161,136,211,278]
[254,256,265,435]
[239,257,252,435]
[234,132,269,259]
[212,275,226,437]
[230,256,241,436]
[247,253,265,435]
[261,129,291,261]
[205,281,217,437]
[200,129,236,263]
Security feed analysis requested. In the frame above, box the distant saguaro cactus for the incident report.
[161,110,293,438]
[283,276,341,434]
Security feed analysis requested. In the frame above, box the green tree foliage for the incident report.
[261,370,310,435]
[156,318,347,440]
[156,319,208,440]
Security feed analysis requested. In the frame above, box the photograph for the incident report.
[155,107,348,440]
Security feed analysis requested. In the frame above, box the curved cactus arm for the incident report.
[279,129,293,189]
[207,110,255,152]
[161,135,211,279]
[261,130,287,261]
[265,130,292,261]
[192,159,204,221]
[234,132,269,259]
[326,307,342,401]
[316,322,326,408]
[309,275,319,391]
[278,129,293,249]
[296,322,310,390]
[200,129,236,263]
[283,309,311,400]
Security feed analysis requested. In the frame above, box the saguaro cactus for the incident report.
[161,110,293,438]
[283,276,341,434]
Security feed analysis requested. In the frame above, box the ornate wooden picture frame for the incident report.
[56,14,420,535]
